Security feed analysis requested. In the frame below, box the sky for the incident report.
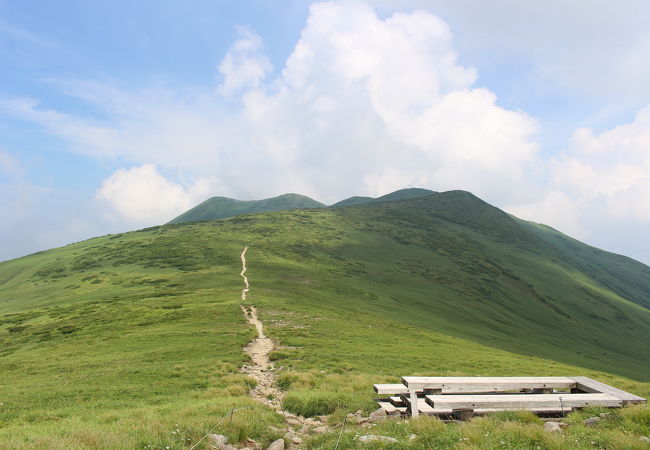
[1,0,650,264]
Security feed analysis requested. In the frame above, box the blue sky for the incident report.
[2,0,650,264]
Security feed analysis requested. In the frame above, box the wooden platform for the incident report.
[374,376,646,418]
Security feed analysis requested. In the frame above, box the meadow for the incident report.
[1,192,648,448]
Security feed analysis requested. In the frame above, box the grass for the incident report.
[0,192,649,447]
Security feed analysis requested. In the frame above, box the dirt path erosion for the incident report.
[240,246,250,301]
[239,246,281,409]
[238,247,331,446]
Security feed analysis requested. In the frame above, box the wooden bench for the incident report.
[373,376,646,418]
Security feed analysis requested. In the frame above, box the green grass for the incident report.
[1,191,649,448]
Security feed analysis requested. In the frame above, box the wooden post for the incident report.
[409,389,419,418]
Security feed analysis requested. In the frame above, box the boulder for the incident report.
[266,438,285,450]
[369,408,387,422]
[583,417,601,427]
[208,434,229,448]
[358,435,399,444]
[543,422,565,433]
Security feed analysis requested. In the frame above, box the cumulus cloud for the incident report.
[96,164,218,224]
[217,27,273,96]
[0,1,540,211]
[507,103,650,262]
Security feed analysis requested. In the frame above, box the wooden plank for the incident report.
[374,383,409,395]
[425,393,621,410]
[376,400,406,414]
[570,377,646,404]
[409,389,420,417]
[402,376,576,392]
[389,396,406,407]
[422,407,574,416]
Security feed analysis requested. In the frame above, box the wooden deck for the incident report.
[373,376,646,418]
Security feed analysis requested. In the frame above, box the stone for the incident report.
[583,417,601,427]
[360,422,374,428]
[543,422,565,433]
[409,434,417,441]
[266,439,285,450]
[639,436,650,443]
[358,435,399,444]
[355,410,363,416]
[285,434,302,445]
[208,434,229,448]
[313,426,329,433]
[369,408,387,422]
[285,417,302,427]
[599,413,611,419]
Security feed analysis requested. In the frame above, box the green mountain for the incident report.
[1,189,648,448]
[169,193,325,224]
[331,187,435,207]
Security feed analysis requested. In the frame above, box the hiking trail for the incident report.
[238,246,331,446]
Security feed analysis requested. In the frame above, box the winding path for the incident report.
[239,246,281,409]
[238,246,330,445]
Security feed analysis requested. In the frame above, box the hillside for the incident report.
[331,187,435,207]
[1,190,649,448]
[169,193,325,224]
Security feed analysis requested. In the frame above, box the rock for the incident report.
[543,422,565,433]
[313,426,329,433]
[599,413,611,419]
[409,434,417,441]
[369,408,387,422]
[358,435,399,444]
[639,436,650,443]
[355,410,364,416]
[583,417,601,427]
[285,417,302,427]
[360,422,374,428]
[266,439,285,450]
[208,434,229,448]
[317,415,329,422]
[284,433,302,445]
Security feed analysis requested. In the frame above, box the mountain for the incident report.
[168,193,325,224]
[1,189,648,448]
[331,187,435,207]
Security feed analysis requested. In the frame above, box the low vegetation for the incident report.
[1,192,648,448]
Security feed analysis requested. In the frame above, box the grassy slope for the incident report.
[517,218,650,310]
[168,193,325,224]
[1,193,649,448]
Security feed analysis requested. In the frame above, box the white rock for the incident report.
[358,435,399,444]
[639,436,650,443]
[266,438,285,450]
[543,422,564,433]
[369,408,387,422]
[208,434,229,448]
[409,434,417,441]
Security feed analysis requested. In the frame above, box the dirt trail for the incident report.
[238,247,332,446]
[240,246,250,301]
[239,246,281,409]
[240,304,282,409]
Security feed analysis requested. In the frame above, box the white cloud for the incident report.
[0,1,540,208]
[507,103,650,262]
[217,26,272,96]
[374,0,650,102]
[96,164,218,224]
